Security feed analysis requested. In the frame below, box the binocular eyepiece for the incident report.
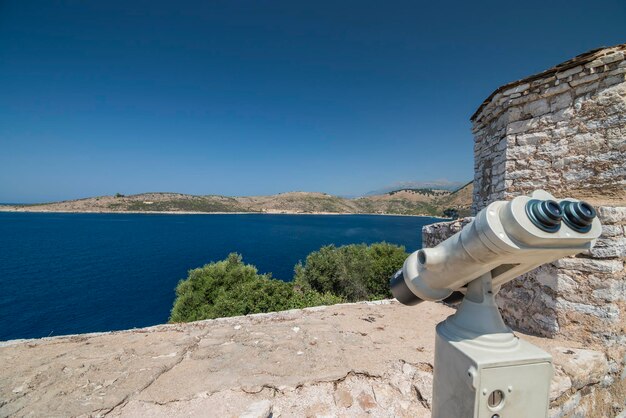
[526,199,596,233]
[560,200,596,232]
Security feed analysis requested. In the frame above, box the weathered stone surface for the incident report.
[556,65,583,79]
[592,279,626,302]
[553,347,609,390]
[544,83,571,97]
[569,72,600,87]
[556,298,620,322]
[524,98,550,117]
[0,301,444,417]
[502,82,530,96]
[1,300,620,417]
[333,388,353,408]
[412,369,434,408]
[550,367,572,401]
[598,206,626,224]
[585,237,626,258]
[552,257,624,273]
[240,400,272,418]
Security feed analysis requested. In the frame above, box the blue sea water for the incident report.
[0,212,442,341]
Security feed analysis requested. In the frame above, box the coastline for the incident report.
[0,206,449,219]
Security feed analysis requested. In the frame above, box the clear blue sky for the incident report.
[1,1,624,202]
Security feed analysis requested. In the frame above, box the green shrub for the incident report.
[169,253,343,322]
[294,242,407,302]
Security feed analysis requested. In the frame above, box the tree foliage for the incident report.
[294,242,407,302]
[169,253,342,322]
[443,208,459,218]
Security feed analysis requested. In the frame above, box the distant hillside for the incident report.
[432,181,473,217]
[364,180,466,196]
[0,184,473,217]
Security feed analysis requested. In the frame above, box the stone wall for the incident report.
[422,44,626,417]
[498,207,625,346]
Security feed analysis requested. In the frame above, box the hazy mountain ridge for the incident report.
[0,184,473,217]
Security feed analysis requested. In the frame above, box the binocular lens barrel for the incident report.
[560,201,596,232]
[390,269,423,305]
[525,199,563,232]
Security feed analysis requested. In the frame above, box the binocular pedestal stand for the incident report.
[431,272,553,418]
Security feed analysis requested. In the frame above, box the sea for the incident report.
[0,212,443,341]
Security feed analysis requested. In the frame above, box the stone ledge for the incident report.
[1,300,622,417]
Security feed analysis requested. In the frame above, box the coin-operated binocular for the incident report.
[390,190,601,418]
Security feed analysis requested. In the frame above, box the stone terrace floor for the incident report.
[0,300,610,417]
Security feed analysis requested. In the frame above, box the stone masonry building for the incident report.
[425,43,626,416]
[471,44,626,212]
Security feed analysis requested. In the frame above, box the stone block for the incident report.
[563,169,594,182]
[333,388,353,408]
[507,106,523,122]
[550,367,573,401]
[591,279,626,302]
[412,370,433,408]
[601,74,626,89]
[556,65,583,79]
[507,145,536,160]
[556,298,620,322]
[240,400,273,418]
[575,81,600,96]
[515,179,548,189]
[502,82,530,96]
[551,107,575,122]
[536,143,570,158]
[529,159,550,169]
[553,258,624,274]
[523,98,550,117]
[569,132,605,151]
[600,51,625,65]
[544,83,570,97]
[536,265,557,290]
[550,391,581,418]
[553,347,609,390]
[550,92,573,112]
[585,151,623,164]
[507,117,539,135]
[584,58,605,69]
[569,73,600,87]
[516,132,550,146]
[597,207,626,225]
[531,75,556,88]
[556,272,578,294]
[601,225,625,238]
[506,169,533,180]
[585,238,626,259]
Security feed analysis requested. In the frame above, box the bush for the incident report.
[443,208,459,218]
[169,253,342,322]
[294,242,407,302]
